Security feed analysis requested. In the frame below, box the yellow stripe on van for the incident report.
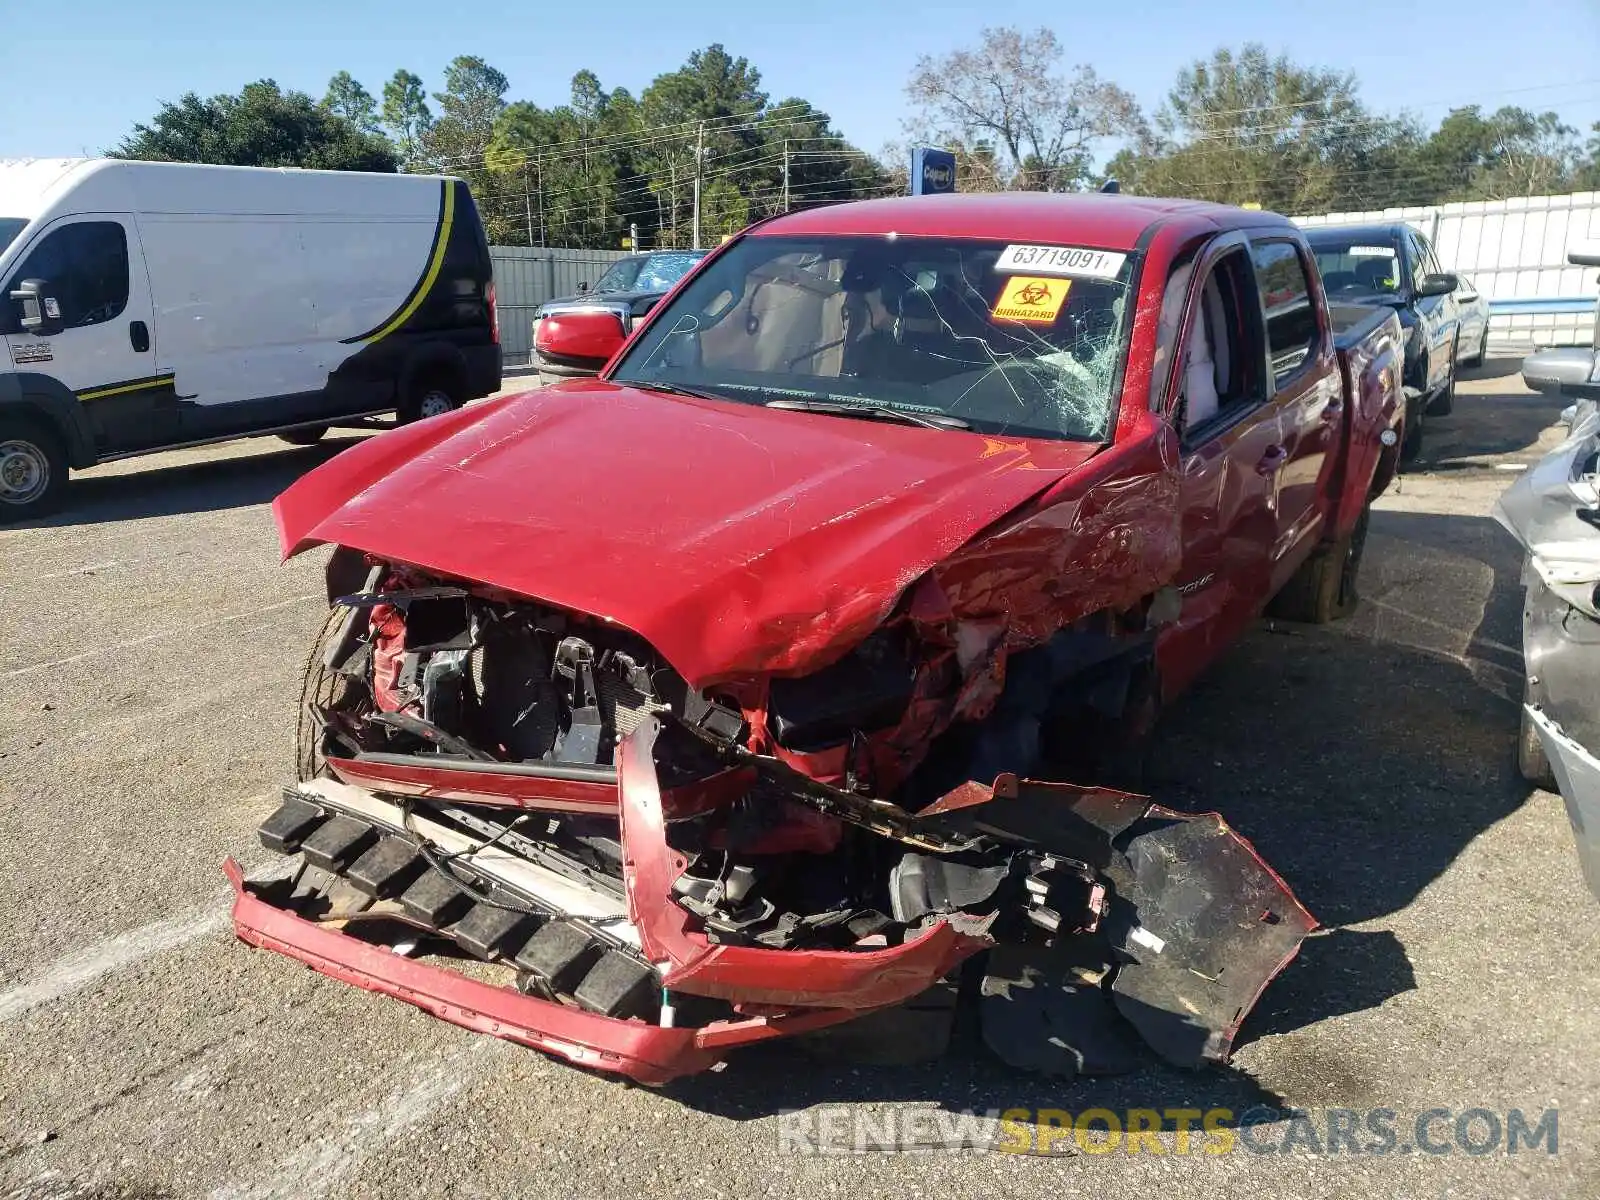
[78,375,175,402]
[351,181,455,345]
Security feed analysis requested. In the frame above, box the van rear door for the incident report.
[1,213,173,454]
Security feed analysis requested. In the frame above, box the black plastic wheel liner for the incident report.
[1105,808,1317,1068]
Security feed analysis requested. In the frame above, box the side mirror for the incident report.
[1417,272,1458,298]
[10,278,63,336]
[1568,247,1600,268]
[576,281,590,295]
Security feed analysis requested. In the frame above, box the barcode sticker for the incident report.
[995,244,1128,279]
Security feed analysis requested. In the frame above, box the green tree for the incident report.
[111,80,397,172]
[422,56,517,239]
[1417,106,1583,200]
[322,71,380,134]
[1106,45,1423,212]
[381,69,434,169]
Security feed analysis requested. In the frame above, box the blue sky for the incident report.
[7,0,1599,165]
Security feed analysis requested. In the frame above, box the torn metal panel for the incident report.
[1526,707,1600,903]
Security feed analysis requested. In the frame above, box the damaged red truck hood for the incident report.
[274,381,1099,684]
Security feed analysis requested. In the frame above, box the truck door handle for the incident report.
[1256,445,1289,474]
[129,320,150,353]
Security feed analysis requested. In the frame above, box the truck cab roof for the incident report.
[752,191,1298,250]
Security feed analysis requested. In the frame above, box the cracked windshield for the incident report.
[612,236,1131,441]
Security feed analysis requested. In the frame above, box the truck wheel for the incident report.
[277,425,328,446]
[1518,689,1557,790]
[399,370,461,424]
[1268,504,1370,624]
[1400,414,1423,462]
[0,414,68,523]
[295,606,356,781]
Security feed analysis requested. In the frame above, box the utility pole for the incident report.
[782,139,791,213]
[535,157,545,248]
[692,120,705,250]
[523,162,535,247]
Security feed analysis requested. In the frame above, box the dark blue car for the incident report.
[1305,223,1461,459]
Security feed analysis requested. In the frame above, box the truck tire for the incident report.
[1518,689,1557,791]
[1268,504,1370,624]
[1400,413,1424,462]
[295,606,355,781]
[0,412,69,523]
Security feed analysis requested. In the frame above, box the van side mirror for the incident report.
[576,280,590,294]
[10,278,63,336]
[1417,272,1458,298]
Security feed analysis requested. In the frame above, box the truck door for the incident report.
[1247,236,1341,588]
[1154,233,1285,699]
[1,214,173,454]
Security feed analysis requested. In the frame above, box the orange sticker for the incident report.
[992,276,1070,324]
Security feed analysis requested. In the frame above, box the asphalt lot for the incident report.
[3,361,1598,1199]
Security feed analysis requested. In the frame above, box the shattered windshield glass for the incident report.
[610,235,1134,442]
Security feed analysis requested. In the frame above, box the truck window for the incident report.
[1177,249,1263,438]
[1250,240,1319,386]
[3,221,130,332]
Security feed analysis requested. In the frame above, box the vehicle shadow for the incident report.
[661,510,1528,1125]
[1413,386,1564,464]
[1460,355,1526,383]
[14,436,367,529]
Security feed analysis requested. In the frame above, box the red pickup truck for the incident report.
[234,193,1404,1086]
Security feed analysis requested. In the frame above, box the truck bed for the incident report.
[1327,301,1398,350]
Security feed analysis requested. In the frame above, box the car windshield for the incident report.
[592,257,645,292]
[1307,235,1403,298]
[634,251,706,291]
[0,218,26,257]
[610,234,1134,442]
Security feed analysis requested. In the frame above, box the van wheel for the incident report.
[0,414,68,523]
[400,371,461,423]
[277,425,328,446]
[1268,504,1371,624]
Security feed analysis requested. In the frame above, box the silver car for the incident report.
[1496,390,1600,903]
[1453,272,1491,367]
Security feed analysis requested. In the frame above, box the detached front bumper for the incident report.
[230,717,1313,1083]
[227,858,862,1086]
[1526,710,1600,904]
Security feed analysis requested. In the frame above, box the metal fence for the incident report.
[1295,192,1600,350]
[490,246,630,366]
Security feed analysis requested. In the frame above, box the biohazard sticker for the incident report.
[992,276,1070,324]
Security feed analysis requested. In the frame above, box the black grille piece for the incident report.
[299,815,379,872]
[258,793,327,855]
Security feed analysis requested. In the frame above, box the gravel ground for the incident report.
[2,361,1597,1200]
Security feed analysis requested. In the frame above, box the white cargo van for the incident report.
[0,158,501,520]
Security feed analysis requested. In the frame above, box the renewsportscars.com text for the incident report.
[776,1105,1560,1157]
